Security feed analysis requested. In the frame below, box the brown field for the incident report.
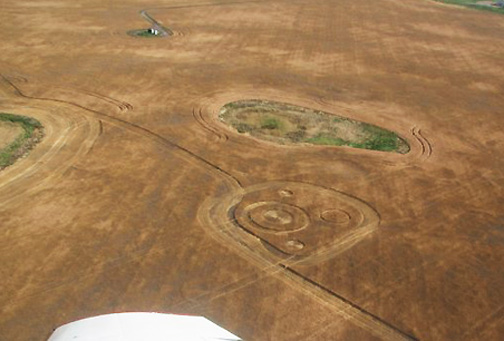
[1,0,504,340]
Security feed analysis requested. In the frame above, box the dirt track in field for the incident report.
[1,0,504,340]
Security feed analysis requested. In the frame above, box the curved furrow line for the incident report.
[3,76,133,112]
[63,87,134,112]
[411,126,432,161]
[0,76,102,209]
[6,75,28,84]
[0,76,242,191]
[411,127,426,156]
[198,107,228,141]
[0,107,100,208]
[417,129,433,157]
[199,108,229,141]
[59,87,133,112]
[192,107,227,142]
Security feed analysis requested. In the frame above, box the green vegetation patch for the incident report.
[0,113,44,170]
[127,29,161,38]
[434,0,504,14]
[127,27,171,38]
[219,100,410,154]
[260,117,281,130]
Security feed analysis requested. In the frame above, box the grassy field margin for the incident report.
[220,100,410,154]
[0,113,44,170]
[434,0,504,14]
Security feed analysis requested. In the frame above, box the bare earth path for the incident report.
[0,0,504,340]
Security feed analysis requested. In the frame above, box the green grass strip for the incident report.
[434,0,504,14]
[0,113,43,169]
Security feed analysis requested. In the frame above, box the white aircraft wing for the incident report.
[48,312,241,341]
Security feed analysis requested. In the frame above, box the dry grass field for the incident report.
[1,0,504,340]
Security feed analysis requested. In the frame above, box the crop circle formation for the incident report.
[198,181,381,261]
[237,201,310,233]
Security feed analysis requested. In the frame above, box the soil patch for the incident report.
[219,100,409,154]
